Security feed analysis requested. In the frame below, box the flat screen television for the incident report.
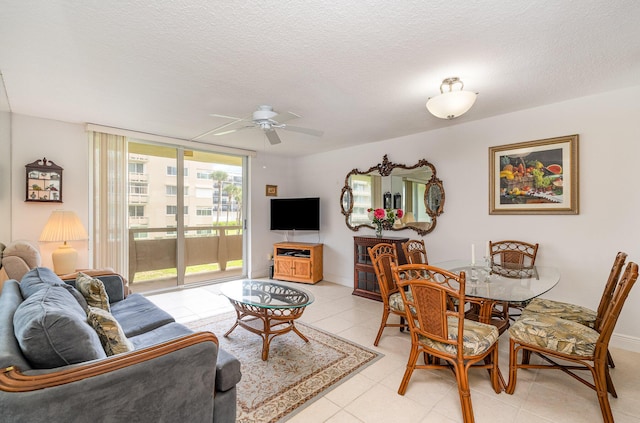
[270,197,320,231]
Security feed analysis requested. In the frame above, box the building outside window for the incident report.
[196,207,213,216]
[129,205,145,217]
[130,183,147,195]
[166,205,188,215]
[166,166,188,176]
[197,170,212,179]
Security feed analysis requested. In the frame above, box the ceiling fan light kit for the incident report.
[194,105,323,145]
[426,77,477,120]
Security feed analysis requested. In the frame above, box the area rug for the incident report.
[185,312,383,422]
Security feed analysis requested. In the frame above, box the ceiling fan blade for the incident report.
[272,111,301,124]
[209,113,245,120]
[265,129,282,145]
[282,125,324,137]
[214,125,254,136]
[192,114,253,140]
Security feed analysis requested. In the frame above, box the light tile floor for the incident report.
[147,279,640,423]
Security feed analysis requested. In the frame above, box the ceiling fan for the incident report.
[193,105,324,145]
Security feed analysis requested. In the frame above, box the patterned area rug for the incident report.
[185,312,383,422]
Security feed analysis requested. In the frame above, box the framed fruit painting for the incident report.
[489,135,578,214]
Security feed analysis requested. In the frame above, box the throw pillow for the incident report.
[87,306,134,356]
[76,272,111,312]
[13,285,107,368]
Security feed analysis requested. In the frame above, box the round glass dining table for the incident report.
[437,259,561,303]
[434,259,561,335]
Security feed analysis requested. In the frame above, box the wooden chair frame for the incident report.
[489,240,539,320]
[489,240,539,268]
[392,263,502,423]
[525,251,627,370]
[401,239,428,265]
[506,262,638,423]
[368,243,408,346]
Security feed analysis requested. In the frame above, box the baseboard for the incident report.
[611,333,640,353]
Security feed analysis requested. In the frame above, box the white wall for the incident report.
[248,152,298,277]
[0,73,11,242]
[0,110,10,242]
[289,86,640,351]
[9,114,90,269]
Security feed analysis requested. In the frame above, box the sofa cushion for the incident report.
[110,293,175,337]
[128,322,195,349]
[76,272,111,312]
[13,285,106,368]
[87,306,134,355]
[64,274,126,304]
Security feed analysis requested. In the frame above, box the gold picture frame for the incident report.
[266,184,278,197]
[489,134,579,215]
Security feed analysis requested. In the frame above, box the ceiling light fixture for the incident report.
[426,77,477,120]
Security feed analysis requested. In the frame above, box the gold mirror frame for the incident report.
[340,155,445,236]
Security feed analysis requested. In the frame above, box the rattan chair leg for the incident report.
[398,344,420,395]
[604,366,617,398]
[592,363,615,423]
[606,350,615,368]
[490,347,502,393]
[505,339,519,395]
[453,360,475,423]
[374,307,391,346]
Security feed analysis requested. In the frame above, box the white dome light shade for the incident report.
[426,77,477,120]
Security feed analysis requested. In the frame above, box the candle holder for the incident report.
[469,265,479,284]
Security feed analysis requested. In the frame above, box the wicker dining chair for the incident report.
[368,243,409,346]
[489,240,539,320]
[506,261,638,423]
[392,263,502,423]
[524,251,627,369]
[401,239,428,265]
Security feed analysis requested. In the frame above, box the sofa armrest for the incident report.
[0,332,220,422]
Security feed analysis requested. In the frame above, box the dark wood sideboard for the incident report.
[353,235,409,301]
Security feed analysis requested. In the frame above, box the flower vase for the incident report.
[375,225,383,238]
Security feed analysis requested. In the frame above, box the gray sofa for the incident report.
[0,267,241,423]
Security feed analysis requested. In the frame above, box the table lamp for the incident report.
[39,210,88,275]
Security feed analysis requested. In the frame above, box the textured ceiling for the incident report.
[1,1,639,156]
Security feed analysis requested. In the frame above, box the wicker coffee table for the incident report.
[220,280,315,360]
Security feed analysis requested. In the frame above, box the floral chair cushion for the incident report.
[389,290,413,313]
[524,297,596,328]
[418,316,499,356]
[509,311,599,357]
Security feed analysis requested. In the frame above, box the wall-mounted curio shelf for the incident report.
[25,157,63,203]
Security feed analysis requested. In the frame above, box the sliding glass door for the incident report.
[127,141,246,292]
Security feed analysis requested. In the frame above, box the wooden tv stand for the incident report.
[273,242,323,284]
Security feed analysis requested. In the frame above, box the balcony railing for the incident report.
[128,194,149,204]
[128,216,149,225]
[128,225,243,282]
[129,173,148,182]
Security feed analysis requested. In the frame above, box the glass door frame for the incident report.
[127,140,248,291]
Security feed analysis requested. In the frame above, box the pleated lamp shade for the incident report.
[39,210,88,275]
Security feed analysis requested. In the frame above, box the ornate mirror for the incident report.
[340,155,445,235]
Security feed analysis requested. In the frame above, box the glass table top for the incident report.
[436,259,561,303]
[220,280,315,309]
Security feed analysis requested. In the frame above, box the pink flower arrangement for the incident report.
[367,208,403,236]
